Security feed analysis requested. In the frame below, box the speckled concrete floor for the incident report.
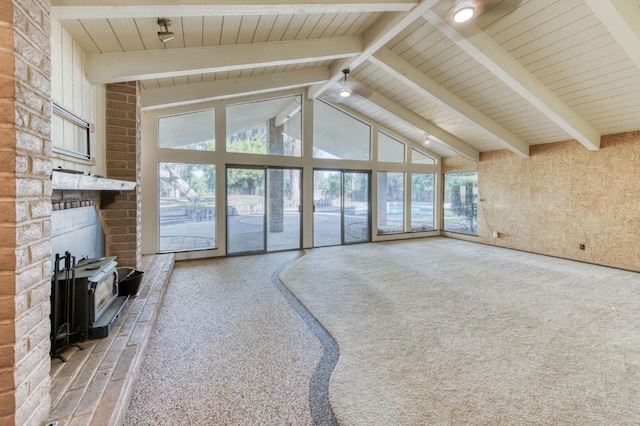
[123,251,335,425]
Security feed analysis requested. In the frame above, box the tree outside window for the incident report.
[443,172,477,235]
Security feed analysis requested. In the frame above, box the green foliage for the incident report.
[315,172,341,201]
[179,139,215,151]
[315,172,369,202]
[227,168,265,196]
[444,172,478,234]
[411,173,434,202]
[226,127,299,156]
[159,162,216,200]
[161,124,300,201]
[227,128,269,154]
[184,164,216,197]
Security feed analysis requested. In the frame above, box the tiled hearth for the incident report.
[47,254,174,425]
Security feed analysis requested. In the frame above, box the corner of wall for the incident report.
[442,137,640,272]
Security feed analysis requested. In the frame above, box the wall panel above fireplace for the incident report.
[51,206,105,267]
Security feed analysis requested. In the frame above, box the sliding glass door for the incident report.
[226,167,265,254]
[267,168,302,252]
[313,170,341,247]
[313,170,370,247]
[226,166,301,255]
[343,171,370,244]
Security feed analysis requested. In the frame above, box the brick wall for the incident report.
[104,82,141,268]
[0,1,53,425]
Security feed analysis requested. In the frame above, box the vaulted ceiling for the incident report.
[51,0,640,160]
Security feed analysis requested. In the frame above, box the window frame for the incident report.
[377,131,406,164]
[376,171,405,235]
[410,172,435,232]
[51,102,91,160]
[141,90,442,258]
[225,95,302,157]
[312,99,371,161]
[158,108,216,151]
[443,171,478,235]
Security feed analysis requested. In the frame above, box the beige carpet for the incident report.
[124,252,324,425]
[280,237,640,425]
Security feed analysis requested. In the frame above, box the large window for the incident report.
[313,170,370,246]
[158,109,215,151]
[378,132,405,163]
[146,95,443,256]
[443,172,477,235]
[411,173,435,232]
[412,148,436,165]
[226,96,302,156]
[158,162,216,251]
[313,100,370,160]
[377,172,404,234]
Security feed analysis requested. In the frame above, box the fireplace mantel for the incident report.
[52,170,136,191]
[52,170,136,208]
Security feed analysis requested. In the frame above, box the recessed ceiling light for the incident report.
[453,6,475,23]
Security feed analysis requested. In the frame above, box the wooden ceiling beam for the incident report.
[275,99,302,127]
[142,68,328,109]
[307,0,440,100]
[358,82,480,161]
[371,48,530,158]
[51,0,418,19]
[423,10,601,151]
[585,0,640,73]
[87,36,361,84]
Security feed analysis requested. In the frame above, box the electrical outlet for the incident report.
[579,244,585,250]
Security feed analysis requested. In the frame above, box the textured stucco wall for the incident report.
[442,131,640,272]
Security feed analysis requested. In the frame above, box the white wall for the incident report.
[51,19,106,175]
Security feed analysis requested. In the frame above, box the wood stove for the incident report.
[51,254,129,358]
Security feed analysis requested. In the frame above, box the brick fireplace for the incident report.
[1,3,142,424]
[51,81,142,269]
[102,82,142,269]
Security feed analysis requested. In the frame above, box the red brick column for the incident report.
[0,1,53,425]
[104,82,141,268]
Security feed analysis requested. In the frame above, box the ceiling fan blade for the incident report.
[477,0,524,19]
[323,76,373,102]
[347,80,373,99]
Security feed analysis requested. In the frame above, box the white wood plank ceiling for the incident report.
[52,0,640,160]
